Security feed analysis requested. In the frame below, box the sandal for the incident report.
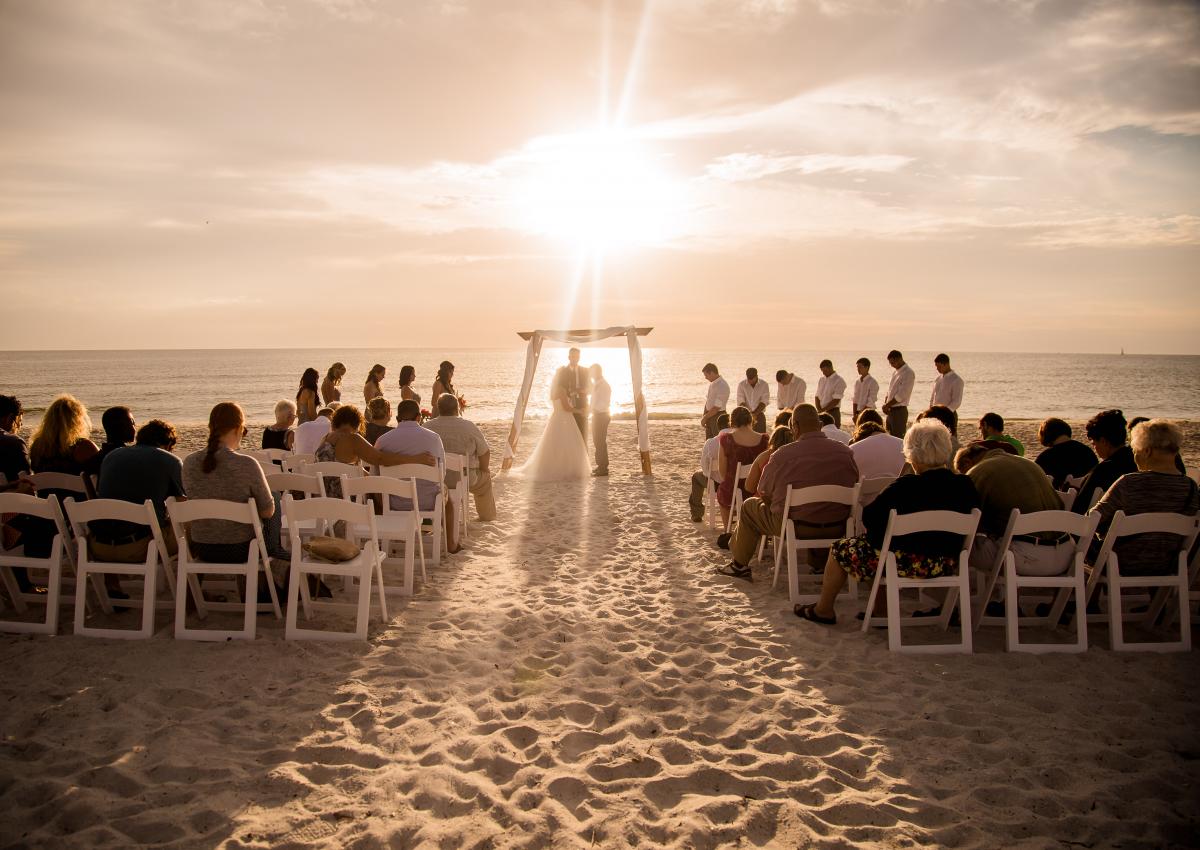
[715,562,752,581]
[793,603,836,625]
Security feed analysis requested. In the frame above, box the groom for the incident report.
[556,348,591,444]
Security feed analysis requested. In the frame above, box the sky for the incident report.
[1,0,1198,353]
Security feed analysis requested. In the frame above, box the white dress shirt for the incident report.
[736,379,770,412]
[930,370,964,411]
[700,428,734,483]
[850,432,906,479]
[591,377,612,415]
[776,374,805,410]
[292,417,332,455]
[886,363,915,407]
[821,424,851,445]
[704,376,730,412]
[815,373,847,409]
[852,375,879,411]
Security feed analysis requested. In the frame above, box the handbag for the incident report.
[302,535,361,563]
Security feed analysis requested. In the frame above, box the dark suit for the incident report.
[556,365,590,445]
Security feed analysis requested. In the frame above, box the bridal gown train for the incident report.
[521,409,592,482]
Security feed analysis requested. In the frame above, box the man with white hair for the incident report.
[795,419,979,625]
[425,394,496,522]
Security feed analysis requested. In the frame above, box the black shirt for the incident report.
[1035,439,1098,490]
[862,467,980,556]
[1072,445,1137,514]
[94,445,185,540]
[0,431,31,484]
[262,427,291,451]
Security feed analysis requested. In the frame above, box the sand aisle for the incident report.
[1,422,1198,849]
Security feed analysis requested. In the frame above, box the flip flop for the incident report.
[715,562,752,581]
[793,603,836,625]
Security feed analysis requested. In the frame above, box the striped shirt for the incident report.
[1091,472,1199,576]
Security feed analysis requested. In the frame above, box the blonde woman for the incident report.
[29,394,99,475]
[321,362,346,406]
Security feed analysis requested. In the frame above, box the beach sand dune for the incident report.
[1,421,1198,848]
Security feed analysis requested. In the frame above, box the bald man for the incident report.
[716,404,859,580]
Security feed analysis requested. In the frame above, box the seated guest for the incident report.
[918,405,962,454]
[181,403,275,564]
[375,400,458,553]
[1072,409,1137,514]
[1128,416,1185,473]
[689,412,731,522]
[745,425,793,495]
[716,405,859,581]
[819,412,851,445]
[364,397,393,445]
[92,406,136,474]
[1034,417,1097,489]
[795,419,979,624]
[292,405,335,455]
[262,400,296,451]
[425,394,496,522]
[964,450,1071,606]
[92,420,185,597]
[316,404,433,497]
[0,394,33,495]
[773,410,792,428]
[29,394,99,475]
[849,411,905,479]
[978,412,1024,456]
[716,407,769,527]
[1090,419,1198,575]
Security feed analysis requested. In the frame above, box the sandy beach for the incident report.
[2,419,1198,849]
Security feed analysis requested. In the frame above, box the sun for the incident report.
[514,128,680,254]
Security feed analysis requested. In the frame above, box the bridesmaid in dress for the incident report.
[321,362,345,406]
[363,364,386,404]
[296,368,320,424]
[430,361,455,419]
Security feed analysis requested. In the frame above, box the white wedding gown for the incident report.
[521,406,591,482]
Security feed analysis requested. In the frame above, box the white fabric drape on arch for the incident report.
[502,326,652,472]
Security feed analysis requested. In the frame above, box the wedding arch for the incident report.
[502,326,653,474]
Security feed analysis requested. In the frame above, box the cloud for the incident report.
[705,152,913,182]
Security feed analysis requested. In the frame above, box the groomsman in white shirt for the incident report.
[589,363,612,476]
[851,357,879,424]
[814,360,847,429]
[737,367,770,433]
[881,349,915,438]
[701,363,730,439]
[929,353,964,434]
[775,369,805,412]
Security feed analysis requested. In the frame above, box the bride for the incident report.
[521,371,592,482]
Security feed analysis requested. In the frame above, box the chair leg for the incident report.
[74,565,90,635]
[285,561,302,639]
[139,567,157,638]
[862,571,884,634]
[885,561,903,652]
[957,573,972,652]
[1073,572,1088,651]
[373,556,388,621]
[1109,579,1123,651]
[355,564,371,640]
[241,568,256,639]
[1004,558,1019,651]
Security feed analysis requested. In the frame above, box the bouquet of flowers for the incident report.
[457,395,468,410]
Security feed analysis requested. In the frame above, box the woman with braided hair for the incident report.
[181,402,274,565]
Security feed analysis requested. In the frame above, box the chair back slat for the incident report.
[283,495,373,530]
[1108,511,1198,540]
[266,472,324,498]
[168,497,258,526]
[379,463,443,484]
[64,497,157,527]
[30,472,88,495]
[1009,509,1101,539]
[341,476,419,509]
[444,453,468,474]
[305,461,365,479]
[886,508,980,538]
[784,483,860,509]
[0,491,62,521]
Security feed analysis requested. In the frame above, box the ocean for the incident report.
[2,348,1198,427]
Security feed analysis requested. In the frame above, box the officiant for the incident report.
[555,348,591,444]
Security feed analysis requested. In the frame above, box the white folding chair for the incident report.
[725,462,753,533]
[281,453,316,474]
[1064,474,1086,490]
[1083,511,1198,652]
[379,463,447,564]
[972,509,1100,653]
[771,483,860,604]
[1056,488,1078,511]
[283,495,387,640]
[248,449,290,474]
[862,509,982,654]
[341,476,426,596]
[64,498,176,639]
[444,453,470,544]
[700,456,720,528]
[852,475,898,536]
[267,472,326,549]
[30,471,90,499]
[0,493,69,634]
[167,497,282,641]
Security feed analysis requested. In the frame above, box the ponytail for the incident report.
[202,402,245,474]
